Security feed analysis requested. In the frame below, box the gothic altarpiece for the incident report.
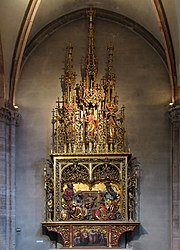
[42,8,140,248]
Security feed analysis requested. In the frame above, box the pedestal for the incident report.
[49,249,133,250]
[43,221,139,248]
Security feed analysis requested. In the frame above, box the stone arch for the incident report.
[10,6,176,106]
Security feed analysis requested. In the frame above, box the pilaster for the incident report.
[169,105,180,250]
[0,107,20,250]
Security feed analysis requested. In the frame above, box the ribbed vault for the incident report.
[6,1,177,106]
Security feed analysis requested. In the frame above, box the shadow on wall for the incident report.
[124,225,148,248]
[42,227,64,248]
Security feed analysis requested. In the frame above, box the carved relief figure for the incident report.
[104,180,117,200]
[62,182,75,205]
[73,228,107,246]
[95,181,120,220]
[47,192,54,221]
[45,171,54,221]
[62,182,86,220]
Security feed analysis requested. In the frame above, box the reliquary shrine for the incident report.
[42,8,140,248]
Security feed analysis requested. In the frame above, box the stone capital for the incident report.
[169,105,180,123]
[0,107,20,125]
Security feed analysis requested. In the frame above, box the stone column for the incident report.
[169,105,180,250]
[0,107,19,250]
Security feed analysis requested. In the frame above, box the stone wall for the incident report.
[169,105,180,250]
[0,107,19,250]
[15,18,171,250]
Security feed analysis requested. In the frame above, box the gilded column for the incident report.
[169,105,180,250]
[0,107,19,250]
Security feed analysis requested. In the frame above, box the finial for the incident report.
[104,43,117,111]
[107,43,114,55]
[65,42,75,79]
[67,42,73,55]
[86,6,96,20]
[107,44,114,78]
[85,7,98,90]
[62,43,76,104]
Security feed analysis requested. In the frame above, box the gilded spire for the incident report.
[104,44,118,112]
[85,7,97,90]
[106,44,116,85]
[54,8,125,155]
[64,43,76,103]
[65,43,75,84]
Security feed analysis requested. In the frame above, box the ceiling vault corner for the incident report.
[9,0,41,107]
[151,0,177,103]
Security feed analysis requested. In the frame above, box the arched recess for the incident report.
[0,36,5,107]
[10,7,169,107]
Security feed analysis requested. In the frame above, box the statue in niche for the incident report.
[86,109,97,139]
[95,181,121,220]
[65,115,75,152]
[108,115,116,139]
[66,115,75,139]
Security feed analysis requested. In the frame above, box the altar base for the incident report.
[43,221,139,248]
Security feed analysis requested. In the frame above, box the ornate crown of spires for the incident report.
[51,8,126,154]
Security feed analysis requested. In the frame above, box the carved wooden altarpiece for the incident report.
[42,8,140,248]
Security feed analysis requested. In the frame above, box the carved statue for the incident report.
[86,109,97,138]
[66,115,75,141]
[108,115,116,139]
